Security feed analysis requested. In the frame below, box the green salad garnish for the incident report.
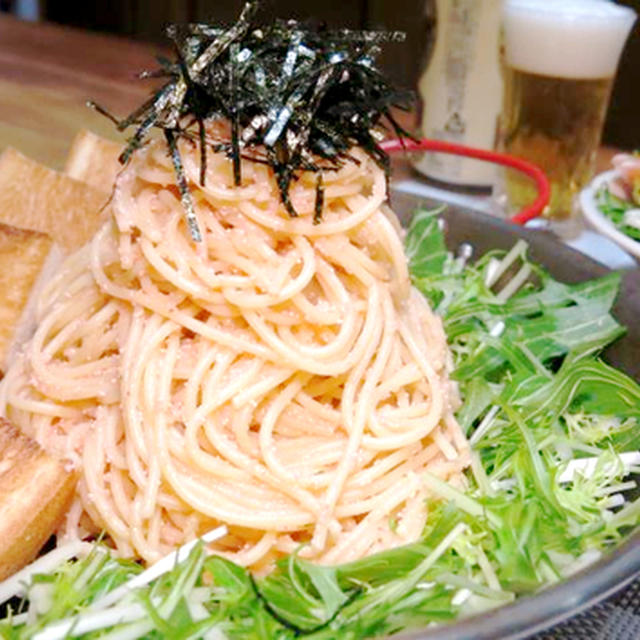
[596,185,640,242]
[2,208,640,639]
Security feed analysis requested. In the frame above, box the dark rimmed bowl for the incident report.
[390,192,640,640]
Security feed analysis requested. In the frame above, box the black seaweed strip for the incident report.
[314,172,324,224]
[93,1,413,236]
[164,129,202,242]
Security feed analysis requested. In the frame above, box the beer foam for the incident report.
[504,0,636,79]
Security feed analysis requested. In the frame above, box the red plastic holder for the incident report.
[380,137,551,225]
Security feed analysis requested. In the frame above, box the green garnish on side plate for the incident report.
[3,209,640,639]
[596,185,640,242]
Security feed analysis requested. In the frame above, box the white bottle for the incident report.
[414,0,504,188]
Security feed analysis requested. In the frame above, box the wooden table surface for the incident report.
[0,14,620,176]
[0,15,163,171]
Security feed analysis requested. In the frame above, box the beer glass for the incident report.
[498,0,636,226]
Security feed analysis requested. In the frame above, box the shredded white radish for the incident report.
[0,540,95,603]
[90,525,227,611]
[557,452,640,483]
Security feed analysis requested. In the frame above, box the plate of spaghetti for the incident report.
[1,4,640,639]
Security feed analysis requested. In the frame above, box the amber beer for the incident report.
[501,68,613,219]
[499,0,636,222]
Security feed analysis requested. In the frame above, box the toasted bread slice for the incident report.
[0,147,110,253]
[0,418,77,581]
[0,224,57,368]
[64,129,123,194]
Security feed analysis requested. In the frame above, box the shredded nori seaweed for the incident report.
[91,1,413,240]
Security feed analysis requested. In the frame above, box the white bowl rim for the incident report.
[579,169,640,260]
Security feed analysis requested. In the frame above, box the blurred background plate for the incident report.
[580,170,640,262]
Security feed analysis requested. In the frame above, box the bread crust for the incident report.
[0,147,111,252]
[64,129,123,194]
[0,418,77,581]
[0,223,53,367]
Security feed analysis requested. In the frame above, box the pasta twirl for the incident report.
[0,136,469,570]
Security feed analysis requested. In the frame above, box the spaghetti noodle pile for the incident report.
[0,136,469,569]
